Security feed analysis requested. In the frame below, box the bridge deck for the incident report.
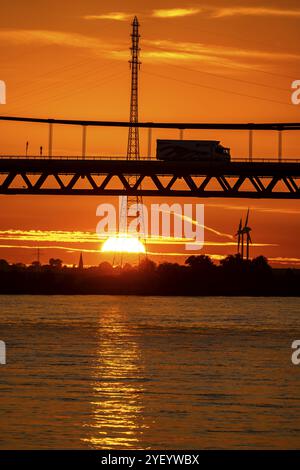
[0,158,299,198]
[0,158,300,174]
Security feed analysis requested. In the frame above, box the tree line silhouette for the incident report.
[0,254,299,295]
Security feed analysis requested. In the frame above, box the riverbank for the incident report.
[0,255,299,296]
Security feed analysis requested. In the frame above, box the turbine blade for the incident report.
[245,208,249,226]
[236,219,242,236]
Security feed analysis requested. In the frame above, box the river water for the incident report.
[0,295,299,449]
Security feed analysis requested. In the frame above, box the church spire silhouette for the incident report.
[78,252,84,270]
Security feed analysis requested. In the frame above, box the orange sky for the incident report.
[1,0,300,267]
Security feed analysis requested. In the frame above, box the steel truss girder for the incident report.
[1,172,300,198]
[0,159,300,198]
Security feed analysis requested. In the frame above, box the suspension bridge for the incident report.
[0,116,300,199]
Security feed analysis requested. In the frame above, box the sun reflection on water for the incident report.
[81,307,148,449]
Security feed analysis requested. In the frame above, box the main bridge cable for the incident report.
[0,116,299,131]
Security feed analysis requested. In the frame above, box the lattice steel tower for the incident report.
[127,16,141,160]
[117,16,146,265]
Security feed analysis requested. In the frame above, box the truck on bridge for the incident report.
[156,139,231,162]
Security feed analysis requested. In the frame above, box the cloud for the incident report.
[0,229,100,243]
[151,6,300,20]
[82,6,300,21]
[145,39,300,62]
[83,12,131,21]
[0,229,276,251]
[205,203,300,216]
[141,49,255,71]
[0,244,100,254]
[142,50,245,69]
[160,209,234,240]
[269,257,300,266]
[0,29,126,60]
[0,29,106,49]
[152,6,300,19]
[1,28,298,68]
[152,8,201,18]
[213,7,300,18]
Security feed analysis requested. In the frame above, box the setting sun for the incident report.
[101,236,146,254]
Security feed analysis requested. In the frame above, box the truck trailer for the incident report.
[156,139,231,162]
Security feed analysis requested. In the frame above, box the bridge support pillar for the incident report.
[82,126,87,159]
[147,127,152,158]
[248,129,253,161]
[48,123,53,158]
[278,130,282,162]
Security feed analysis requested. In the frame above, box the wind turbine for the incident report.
[235,218,243,256]
[242,209,252,260]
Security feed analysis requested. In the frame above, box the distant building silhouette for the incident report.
[78,252,84,270]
